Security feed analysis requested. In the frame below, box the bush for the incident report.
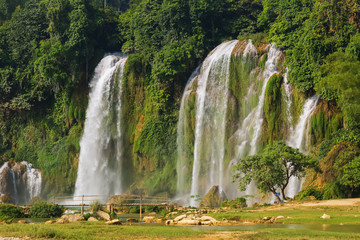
[221,197,247,209]
[296,186,324,200]
[0,204,25,218]
[29,202,63,218]
[89,201,103,213]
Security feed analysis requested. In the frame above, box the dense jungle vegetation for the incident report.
[0,0,360,199]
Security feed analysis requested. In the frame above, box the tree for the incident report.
[233,141,317,202]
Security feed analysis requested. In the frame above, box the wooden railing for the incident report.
[52,193,169,220]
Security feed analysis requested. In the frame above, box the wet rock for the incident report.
[105,219,122,225]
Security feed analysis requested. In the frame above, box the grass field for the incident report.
[0,203,360,239]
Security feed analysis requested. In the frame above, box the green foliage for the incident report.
[264,74,283,143]
[315,52,360,129]
[234,141,318,201]
[29,201,64,218]
[220,197,247,209]
[296,186,324,200]
[0,204,24,218]
[89,201,103,212]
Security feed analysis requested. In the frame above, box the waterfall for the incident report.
[22,161,42,201]
[74,54,127,196]
[0,161,42,204]
[286,95,319,198]
[176,66,200,200]
[189,40,238,206]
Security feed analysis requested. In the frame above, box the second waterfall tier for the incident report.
[176,40,319,206]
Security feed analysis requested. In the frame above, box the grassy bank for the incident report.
[1,204,360,239]
[207,205,360,224]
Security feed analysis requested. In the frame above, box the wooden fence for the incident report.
[52,194,169,220]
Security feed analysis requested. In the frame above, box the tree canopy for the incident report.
[233,141,318,202]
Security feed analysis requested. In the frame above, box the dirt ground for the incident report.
[263,198,360,210]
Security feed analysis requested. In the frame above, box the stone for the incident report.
[17,220,26,224]
[45,220,55,225]
[321,214,331,219]
[87,217,99,222]
[199,185,227,208]
[56,214,84,224]
[262,216,272,221]
[156,218,165,224]
[276,216,284,220]
[97,211,111,221]
[173,214,187,222]
[105,219,122,225]
[148,212,157,216]
[201,221,213,225]
[126,218,138,223]
[200,216,218,223]
[177,219,201,225]
[143,216,156,223]
[166,220,175,225]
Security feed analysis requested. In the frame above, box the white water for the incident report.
[22,161,42,201]
[176,66,200,200]
[189,40,238,206]
[74,54,127,196]
[286,95,319,198]
[0,161,42,204]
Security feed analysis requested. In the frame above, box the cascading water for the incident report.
[176,66,200,200]
[74,54,127,196]
[189,40,238,206]
[0,161,42,204]
[286,95,319,198]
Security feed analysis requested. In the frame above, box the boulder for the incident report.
[173,214,187,222]
[276,216,284,220]
[88,217,99,222]
[58,214,84,223]
[321,214,331,219]
[156,218,166,224]
[166,220,175,225]
[200,216,217,222]
[97,211,111,221]
[177,219,201,225]
[199,185,227,207]
[143,216,156,223]
[17,220,26,224]
[126,218,138,223]
[105,219,122,225]
[45,220,55,224]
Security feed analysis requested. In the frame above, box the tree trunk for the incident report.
[281,188,286,201]
[104,0,106,8]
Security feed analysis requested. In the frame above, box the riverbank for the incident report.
[1,200,360,239]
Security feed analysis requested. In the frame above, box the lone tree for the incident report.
[233,141,318,202]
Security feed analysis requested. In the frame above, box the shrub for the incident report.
[0,204,25,218]
[296,186,324,200]
[221,197,247,209]
[29,202,63,218]
[89,201,103,213]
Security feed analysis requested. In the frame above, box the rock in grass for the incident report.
[97,211,111,221]
[126,218,138,223]
[17,220,26,224]
[143,216,156,223]
[276,216,284,220]
[45,220,55,224]
[105,219,122,225]
[87,217,99,222]
[173,214,186,222]
[321,214,331,219]
[57,214,84,223]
